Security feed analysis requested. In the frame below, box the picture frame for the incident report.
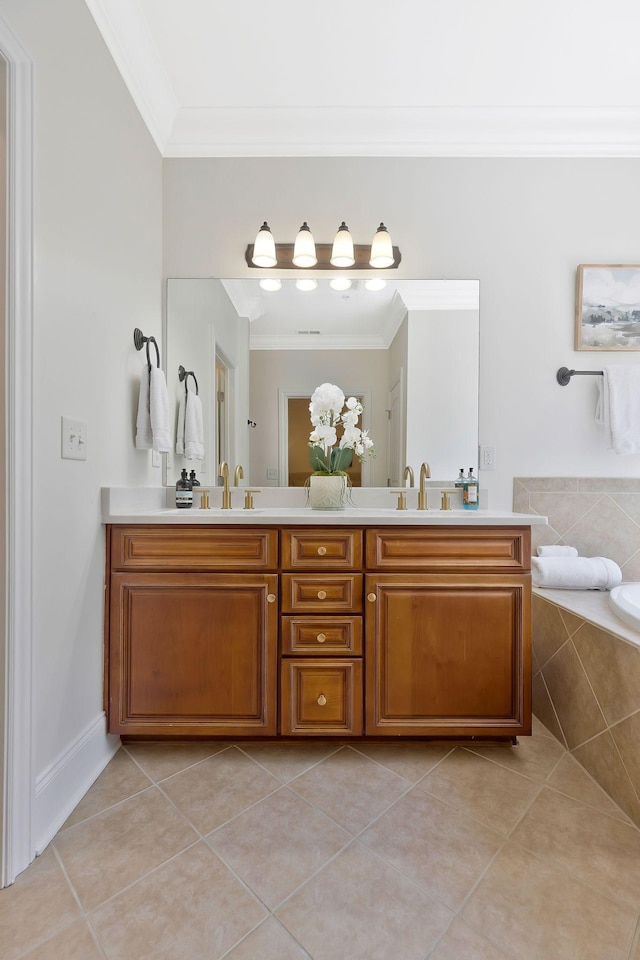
[575,264,640,351]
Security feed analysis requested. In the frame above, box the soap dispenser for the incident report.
[463,467,479,511]
[189,469,200,487]
[175,469,193,509]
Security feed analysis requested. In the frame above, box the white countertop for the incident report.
[102,487,547,527]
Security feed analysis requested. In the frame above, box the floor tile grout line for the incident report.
[544,780,636,828]
[56,781,156,836]
[535,672,570,750]
[347,741,457,783]
[233,741,345,785]
[216,916,314,960]
[628,914,640,960]
[508,833,640,917]
[123,740,234,786]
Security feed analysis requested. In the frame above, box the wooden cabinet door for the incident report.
[109,573,278,736]
[365,574,531,737]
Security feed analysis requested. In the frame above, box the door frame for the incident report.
[1,14,34,886]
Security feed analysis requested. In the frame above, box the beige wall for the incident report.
[163,156,640,510]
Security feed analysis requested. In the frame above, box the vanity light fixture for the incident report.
[292,222,317,268]
[296,278,318,292]
[246,222,401,270]
[330,222,355,267]
[259,277,282,292]
[369,223,394,268]
[364,277,387,291]
[329,276,353,291]
[251,221,277,267]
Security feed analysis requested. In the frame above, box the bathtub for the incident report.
[609,582,640,633]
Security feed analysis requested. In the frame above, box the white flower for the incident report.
[308,382,374,471]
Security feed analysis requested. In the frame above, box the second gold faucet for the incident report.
[417,462,431,510]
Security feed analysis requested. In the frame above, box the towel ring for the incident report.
[133,328,160,369]
[178,365,199,396]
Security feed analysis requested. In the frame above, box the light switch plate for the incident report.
[61,416,87,460]
[152,450,161,468]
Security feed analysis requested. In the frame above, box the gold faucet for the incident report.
[403,465,414,487]
[219,461,232,509]
[234,464,244,486]
[417,462,431,510]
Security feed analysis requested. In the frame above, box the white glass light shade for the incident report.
[330,221,355,267]
[364,277,387,291]
[252,221,277,267]
[329,276,352,291]
[292,222,317,268]
[296,278,318,291]
[259,278,282,292]
[369,222,394,268]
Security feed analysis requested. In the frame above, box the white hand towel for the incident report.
[537,545,579,557]
[184,392,204,460]
[176,392,204,460]
[597,365,640,455]
[176,393,186,456]
[149,365,171,454]
[532,556,622,590]
[135,367,152,449]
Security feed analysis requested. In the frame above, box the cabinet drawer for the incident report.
[281,659,363,735]
[366,527,530,572]
[281,574,363,613]
[110,526,277,571]
[281,616,363,655]
[282,529,362,570]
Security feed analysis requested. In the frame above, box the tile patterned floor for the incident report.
[2,717,640,959]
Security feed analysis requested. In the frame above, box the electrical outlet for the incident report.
[152,450,161,468]
[266,467,278,481]
[479,444,496,470]
[61,416,87,461]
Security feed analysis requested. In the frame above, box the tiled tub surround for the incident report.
[532,591,640,827]
[513,477,640,579]
[514,478,640,825]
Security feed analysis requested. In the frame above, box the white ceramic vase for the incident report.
[308,474,348,511]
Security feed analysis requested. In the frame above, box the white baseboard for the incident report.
[34,713,120,854]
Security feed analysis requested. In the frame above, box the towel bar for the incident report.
[133,327,160,369]
[556,366,604,386]
[178,365,199,396]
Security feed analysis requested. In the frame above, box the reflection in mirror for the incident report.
[165,278,479,488]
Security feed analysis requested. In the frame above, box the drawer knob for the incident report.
[267,594,276,603]
[317,590,327,600]
[317,633,326,643]
[367,592,377,602]
[317,546,327,555]
[317,694,327,706]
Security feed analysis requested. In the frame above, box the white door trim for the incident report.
[1,14,33,886]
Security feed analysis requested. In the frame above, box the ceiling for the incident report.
[85,0,640,157]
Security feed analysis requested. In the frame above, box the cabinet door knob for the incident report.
[267,593,276,603]
[317,546,327,555]
[367,592,377,602]
[317,590,327,600]
[317,694,327,706]
[317,633,326,643]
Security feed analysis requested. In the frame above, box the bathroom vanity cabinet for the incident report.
[106,523,531,741]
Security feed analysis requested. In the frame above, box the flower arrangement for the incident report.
[308,382,375,475]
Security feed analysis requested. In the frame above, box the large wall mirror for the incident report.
[164,278,479,488]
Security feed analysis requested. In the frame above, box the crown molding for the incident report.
[220,279,263,322]
[250,333,391,350]
[165,106,640,158]
[84,0,179,153]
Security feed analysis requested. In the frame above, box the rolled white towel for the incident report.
[537,545,578,557]
[532,556,622,591]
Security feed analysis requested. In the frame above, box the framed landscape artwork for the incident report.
[575,264,640,350]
